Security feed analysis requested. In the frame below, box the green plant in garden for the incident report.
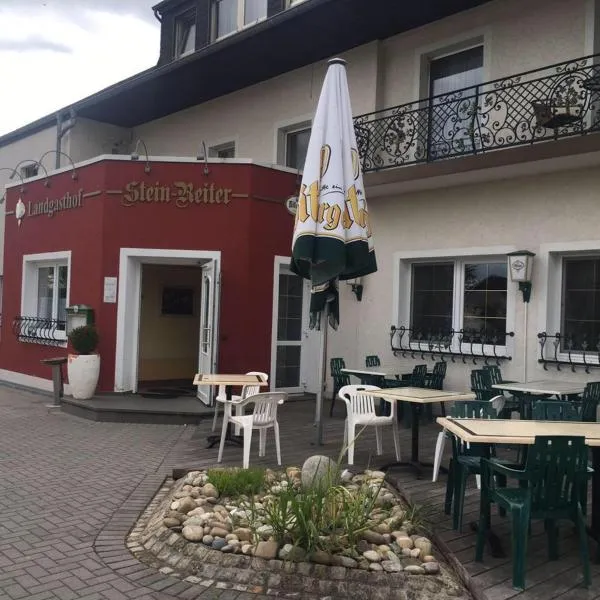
[68,324,99,354]
[206,467,265,497]
[402,498,434,534]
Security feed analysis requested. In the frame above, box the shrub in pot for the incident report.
[67,324,100,400]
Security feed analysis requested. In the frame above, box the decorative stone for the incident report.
[256,525,274,539]
[337,556,357,568]
[301,455,338,489]
[162,517,180,528]
[202,483,219,498]
[356,539,369,554]
[225,533,238,542]
[361,530,386,545]
[396,536,414,549]
[241,544,253,555]
[210,527,229,538]
[382,561,403,572]
[177,497,197,515]
[181,525,204,542]
[422,555,435,563]
[310,550,332,565]
[202,535,213,545]
[410,548,421,558]
[402,548,412,556]
[404,565,426,574]
[363,550,381,562]
[413,537,432,557]
[340,469,353,483]
[232,527,252,542]
[254,541,278,559]
[423,562,440,574]
[212,538,227,551]
[220,544,234,553]
[369,563,383,571]
[373,523,391,534]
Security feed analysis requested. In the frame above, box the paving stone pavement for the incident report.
[0,386,273,600]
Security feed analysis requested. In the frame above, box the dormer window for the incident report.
[214,0,267,39]
[175,12,196,58]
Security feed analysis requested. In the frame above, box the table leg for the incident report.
[206,385,244,449]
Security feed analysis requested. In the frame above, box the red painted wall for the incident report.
[0,159,297,392]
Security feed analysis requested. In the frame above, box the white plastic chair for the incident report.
[217,391,286,469]
[211,371,268,432]
[338,384,401,466]
[431,394,506,485]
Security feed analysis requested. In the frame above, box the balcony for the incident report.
[354,53,600,173]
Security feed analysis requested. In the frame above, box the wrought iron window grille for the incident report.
[354,53,600,173]
[538,331,600,373]
[390,325,514,365]
[12,316,67,347]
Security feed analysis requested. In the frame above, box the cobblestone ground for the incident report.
[0,385,258,600]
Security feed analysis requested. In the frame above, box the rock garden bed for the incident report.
[128,456,471,599]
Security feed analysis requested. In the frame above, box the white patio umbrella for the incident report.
[291,58,377,444]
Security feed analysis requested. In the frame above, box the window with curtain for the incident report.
[561,257,600,351]
[36,264,68,327]
[285,127,311,170]
[428,45,484,159]
[175,13,196,57]
[215,0,267,38]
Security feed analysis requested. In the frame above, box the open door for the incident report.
[197,259,220,405]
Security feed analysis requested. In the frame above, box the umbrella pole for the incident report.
[315,319,327,445]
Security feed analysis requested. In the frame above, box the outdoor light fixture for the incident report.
[195,141,210,176]
[0,167,24,203]
[130,139,151,173]
[507,250,535,303]
[346,277,363,301]
[38,150,78,180]
[12,159,50,187]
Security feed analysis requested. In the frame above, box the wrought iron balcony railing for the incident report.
[13,316,67,346]
[390,325,514,365]
[538,331,600,372]
[354,53,600,173]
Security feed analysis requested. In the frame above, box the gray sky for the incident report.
[0,0,160,136]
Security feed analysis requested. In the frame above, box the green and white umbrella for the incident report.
[291,58,377,442]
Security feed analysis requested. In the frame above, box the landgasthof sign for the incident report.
[27,189,83,218]
[122,181,234,208]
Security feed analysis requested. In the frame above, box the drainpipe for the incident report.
[55,109,77,169]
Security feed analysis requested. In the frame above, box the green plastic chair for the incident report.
[329,358,350,416]
[475,436,591,591]
[364,355,403,416]
[581,381,600,422]
[445,400,513,532]
[532,400,580,421]
[482,365,519,418]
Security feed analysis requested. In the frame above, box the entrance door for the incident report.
[197,259,221,405]
[271,259,319,393]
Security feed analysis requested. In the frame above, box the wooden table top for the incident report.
[193,374,268,386]
[363,387,476,404]
[437,417,600,447]
[492,379,585,395]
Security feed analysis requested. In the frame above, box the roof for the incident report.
[0,0,492,148]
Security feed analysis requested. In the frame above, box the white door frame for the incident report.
[114,247,221,393]
[270,255,318,393]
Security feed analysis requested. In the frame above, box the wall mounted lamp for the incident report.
[195,141,210,175]
[38,150,78,180]
[131,139,151,173]
[346,277,363,301]
[507,250,535,303]
[0,167,24,204]
[12,160,50,187]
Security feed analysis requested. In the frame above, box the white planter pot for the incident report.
[67,354,100,400]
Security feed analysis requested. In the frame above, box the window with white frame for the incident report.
[208,141,236,158]
[213,0,267,39]
[21,253,70,343]
[409,258,507,345]
[277,123,311,170]
[175,12,196,58]
[560,256,600,351]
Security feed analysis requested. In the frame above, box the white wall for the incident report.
[66,118,132,163]
[328,164,600,393]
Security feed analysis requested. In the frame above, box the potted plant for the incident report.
[67,324,100,400]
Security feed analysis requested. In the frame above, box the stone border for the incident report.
[126,475,471,600]
[384,473,488,600]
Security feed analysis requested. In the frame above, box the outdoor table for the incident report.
[492,379,585,419]
[362,387,475,476]
[341,367,389,385]
[193,373,267,449]
[437,417,600,551]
